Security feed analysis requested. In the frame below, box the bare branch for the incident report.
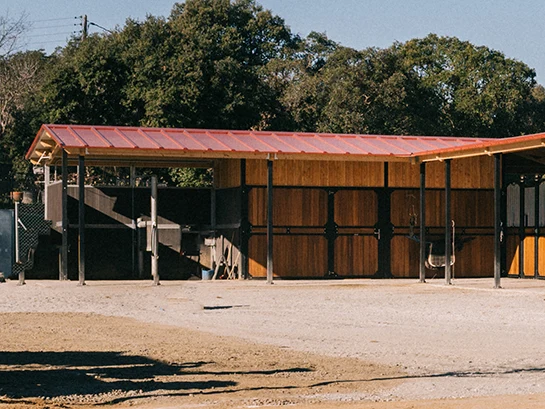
[0,11,29,58]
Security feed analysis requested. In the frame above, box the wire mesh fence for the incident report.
[13,203,51,276]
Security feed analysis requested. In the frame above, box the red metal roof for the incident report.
[27,124,502,165]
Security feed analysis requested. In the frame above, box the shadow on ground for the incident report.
[0,351,236,399]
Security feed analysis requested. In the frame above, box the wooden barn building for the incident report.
[25,125,545,285]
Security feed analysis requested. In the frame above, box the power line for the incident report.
[27,39,73,46]
[26,32,79,39]
[29,17,79,23]
[28,24,80,31]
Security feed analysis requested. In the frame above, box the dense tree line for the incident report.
[1,0,545,194]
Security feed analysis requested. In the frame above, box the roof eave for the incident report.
[414,136,545,163]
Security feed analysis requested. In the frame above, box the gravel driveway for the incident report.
[2,277,545,402]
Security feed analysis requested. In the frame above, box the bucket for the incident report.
[202,269,213,280]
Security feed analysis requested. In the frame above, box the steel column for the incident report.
[445,159,452,285]
[61,149,69,281]
[240,159,250,279]
[494,154,502,289]
[326,190,337,275]
[130,166,136,276]
[44,165,50,220]
[267,159,274,284]
[151,176,159,285]
[419,162,426,283]
[519,177,525,278]
[535,176,540,279]
[211,180,217,273]
[78,155,85,286]
[15,201,24,285]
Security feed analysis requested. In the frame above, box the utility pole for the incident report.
[82,15,88,40]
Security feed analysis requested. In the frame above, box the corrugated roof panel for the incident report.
[139,129,183,150]
[378,137,424,154]
[162,129,208,150]
[206,130,259,152]
[229,131,279,152]
[296,133,348,154]
[395,137,439,152]
[47,126,87,148]
[29,124,523,166]
[320,134,372,155]
[271,133,326,154]
[185,130,233,151]
[87,127,132,148]
[348,136,407,155]
[250,132,302,153]
[116,128,161,149]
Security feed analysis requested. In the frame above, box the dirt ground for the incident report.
[2,279,545,408]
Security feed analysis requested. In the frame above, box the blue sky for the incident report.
[4,0,545,84]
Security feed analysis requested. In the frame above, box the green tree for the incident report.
[396,34,538,137]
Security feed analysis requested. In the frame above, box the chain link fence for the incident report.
[13,203,51,276]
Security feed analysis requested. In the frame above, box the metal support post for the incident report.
[240,159,250,279]
[211,183,217,272]
[325,190,337,275]
[44,165,50,220]
[266,159,274,284]
[61,149,69,281]
[519,176,525,278]
[78,156,86,286]
[494,154,502,288]
[535,175,540,279]
[130,166,136,276]
[151,176,160,285]
[445,159,452,285]
[15,201,24,285]
[419,162,426,283]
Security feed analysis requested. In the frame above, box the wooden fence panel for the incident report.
[249,188,327,226]
[248,235,327,278]
[334,236,378,276]
[335,190,377,227]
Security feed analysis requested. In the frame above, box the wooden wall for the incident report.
[215,155,498,279]
[506,233,545,278]
[389,156,495,189]
[215,156,495,189]
[391,189,494,278]
[215,159,240,188]
[247,186,495,278]
[249,188,327,227]
[249,235,327,278]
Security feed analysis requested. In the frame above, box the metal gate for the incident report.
[12,203,51,278]
[0,209,14,278]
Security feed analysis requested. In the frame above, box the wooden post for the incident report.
[151,176,159,285]
[78,155,85,286]
[445,159,452,285]
[61,149,69,281]
[494,154,502,289]
[376,163,393,278]
[419,162,426,283]
[267,159,274,284]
